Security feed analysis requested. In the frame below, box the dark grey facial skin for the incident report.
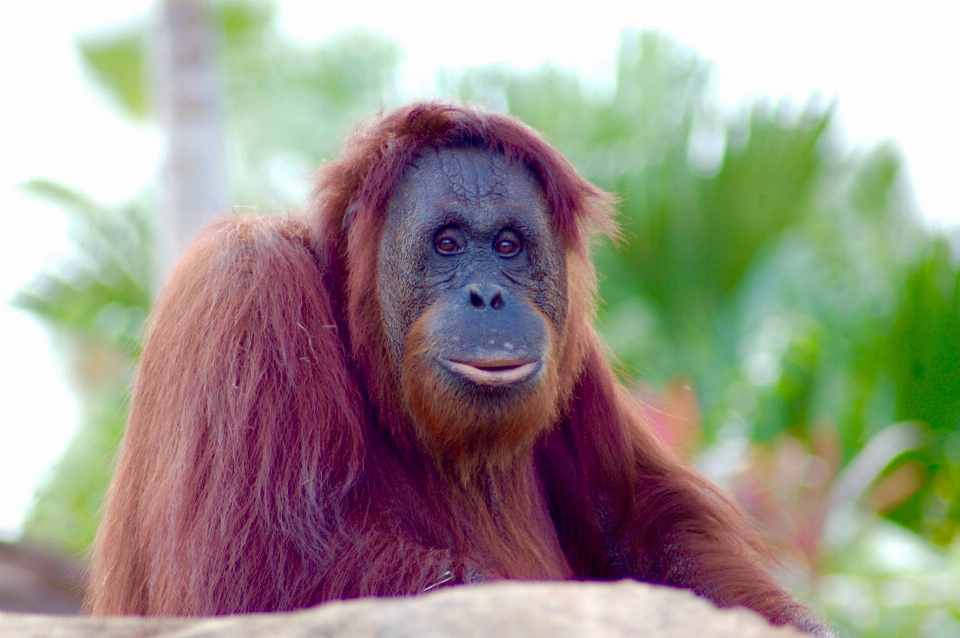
[378,146,567,394]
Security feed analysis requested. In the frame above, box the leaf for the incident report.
[11,179,153,352]
[77,24,149,120]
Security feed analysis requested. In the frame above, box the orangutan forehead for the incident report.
[403,146,541,204]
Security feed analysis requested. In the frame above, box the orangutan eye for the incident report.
[493,230,522,257]
[434,227,464,255]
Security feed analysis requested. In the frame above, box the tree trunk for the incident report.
[153,0,226,277]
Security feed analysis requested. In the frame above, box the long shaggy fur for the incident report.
[85,102,826,635]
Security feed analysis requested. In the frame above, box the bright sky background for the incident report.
[1,0,959,538]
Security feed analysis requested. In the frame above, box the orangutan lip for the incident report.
[444,359,539,386]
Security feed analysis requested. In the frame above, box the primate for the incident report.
[87,102,828,636]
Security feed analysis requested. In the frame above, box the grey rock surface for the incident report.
[0,579,807,637]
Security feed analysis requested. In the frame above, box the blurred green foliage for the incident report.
[11,180,152,553]
[14,1,400,556]
[77,0,400,209]
[455,33,960,552]
[12,2,958,635]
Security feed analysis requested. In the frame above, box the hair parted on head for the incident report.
[312,101,617,250]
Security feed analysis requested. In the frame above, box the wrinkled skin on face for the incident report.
[378,146,568,462]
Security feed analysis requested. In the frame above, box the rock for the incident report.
[0,579,808,637]
[0,541,86,614]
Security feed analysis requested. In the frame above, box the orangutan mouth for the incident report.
[444,359,539,386]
